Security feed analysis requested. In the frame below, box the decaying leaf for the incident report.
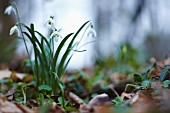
[121,92,134,99]
[89,93,111,106]
[0,99,23,113]
[156,57,170,67]
[48,102,64,113]
[4,85,17,100]
[0,70,12,80]
[80,93,112,113]
[130,91,157,113]
[69,92,84,105]
[0,98,34,113]
[0,70,27,82]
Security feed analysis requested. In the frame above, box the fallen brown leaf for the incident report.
[0,99,23,113]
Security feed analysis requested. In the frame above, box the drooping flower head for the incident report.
[10,25,20,36]
[50,28,62,42]
[46,16,54,28]
[4,5,16,15]
[87,25,97,38]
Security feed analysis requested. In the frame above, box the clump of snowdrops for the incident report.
[5,2,96,108]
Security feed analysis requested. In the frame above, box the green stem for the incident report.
[59,83,65,108]
[12,2,34,76]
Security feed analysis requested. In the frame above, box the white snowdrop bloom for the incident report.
[50,29,61,42]
[10,25,20,36]
[4,5,16,15]
[87,27,97,38]
[46,16,54,28]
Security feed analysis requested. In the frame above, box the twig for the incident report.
[124,84,139,92]
[107,85,119,97]
[69,92,84,105]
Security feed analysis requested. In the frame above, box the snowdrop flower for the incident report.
[10,25,20,36]
[50,29,61,42]
[87,27,97,38]
[46,16,54,28]
[4,5,16,15]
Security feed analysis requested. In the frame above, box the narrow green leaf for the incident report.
[58,97,68,107]
[112,97,123,106]
[65,107,77,111]
[160,65,170,81]
[142,63,156,80]
[52,33,74,71]
[38,85,52,91]
[133,73,142,83]
[35,31,51,49]
[58,21,90,78]
[26,24,49,67]
[68,49,86,52]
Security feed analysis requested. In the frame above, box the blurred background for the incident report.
[1,0,170,71]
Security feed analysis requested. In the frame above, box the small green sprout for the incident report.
[162,80,170,88]
[112,97,124,106]
[141,80,150,87]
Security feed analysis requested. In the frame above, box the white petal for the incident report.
[45,16,55,29]
[4,6,12,15]
[11,7,17,15]
[4,6,16,15]
[10,26,16,35]
[48,18,54,25]
[9,25,19,36]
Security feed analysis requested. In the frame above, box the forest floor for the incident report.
[1,56,170,113]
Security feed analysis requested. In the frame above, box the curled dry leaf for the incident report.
[89,93,111,106]
[80,93,112,113]
[0,70,27,82]
[11,72,28,82]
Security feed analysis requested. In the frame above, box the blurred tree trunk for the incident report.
[93,0,113,59]
[0,0,16,64]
